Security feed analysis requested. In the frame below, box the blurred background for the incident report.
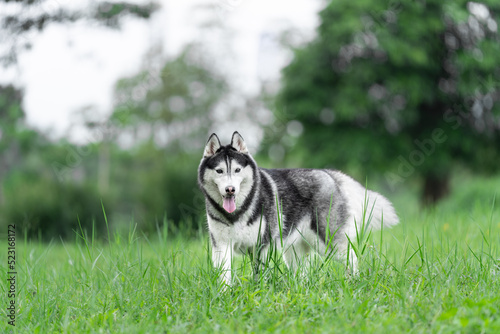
[0,0,499,240]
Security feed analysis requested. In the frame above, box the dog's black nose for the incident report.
[225,186,235,195]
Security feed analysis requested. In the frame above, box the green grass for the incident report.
[1,200,500,333]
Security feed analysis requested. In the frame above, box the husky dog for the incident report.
[198,131,399,284]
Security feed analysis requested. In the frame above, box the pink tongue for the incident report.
[223,196,236,213]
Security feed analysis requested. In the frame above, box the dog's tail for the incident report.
[327,171,399,231]
[361,189,400,230]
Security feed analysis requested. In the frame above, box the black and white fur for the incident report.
[198,131,399,284]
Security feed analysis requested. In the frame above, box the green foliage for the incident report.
[105,45,228,227]
[438,171,500,212]
[0,134,205,239]
[112,45,227,144]
[0,0,159,65]
[2,173,107,240]
[270,0,500,202]
[0,85,107,239]
[109,143,204,228]
[95,2,159,23]
[0,43,228,239]
[0,85,29,152]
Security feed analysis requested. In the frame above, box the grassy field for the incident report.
[1,192,500,333]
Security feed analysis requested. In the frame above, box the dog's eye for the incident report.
[235,168,241,173]
[216,169,223,174]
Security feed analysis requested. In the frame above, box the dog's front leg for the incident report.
[212,242,232,286]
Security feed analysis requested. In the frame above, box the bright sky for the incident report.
[0,0,321,143]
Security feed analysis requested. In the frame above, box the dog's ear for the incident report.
[230,131,248,154]
[203,133,221,157]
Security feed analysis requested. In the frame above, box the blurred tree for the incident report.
[0,0,158,65]
[2,171,108,240]
[0,85,24,157]
[0,85,38,192]
[108,45,228,226]
[0,86,107,239]
[271,0,500,205]
[0,0,162,239]
[111,45,228,150]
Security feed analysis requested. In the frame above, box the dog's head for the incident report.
[198,131,256,214]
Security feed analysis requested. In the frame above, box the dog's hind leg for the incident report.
[332,234,358,274]
[282,238,311,276]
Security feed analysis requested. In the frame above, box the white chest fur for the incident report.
[208,215,266,254]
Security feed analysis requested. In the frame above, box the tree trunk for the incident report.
[422,174,450,206]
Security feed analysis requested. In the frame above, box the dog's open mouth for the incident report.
[222,195,236,213]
